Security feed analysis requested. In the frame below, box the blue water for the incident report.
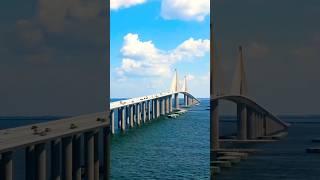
[1,99,320,179]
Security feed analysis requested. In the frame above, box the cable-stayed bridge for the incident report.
[209,46,290,175]
[110,69,200,134]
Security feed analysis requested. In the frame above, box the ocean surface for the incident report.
[1,99,320,179]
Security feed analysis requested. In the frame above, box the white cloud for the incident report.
[186,74,195,81]
[116,33,209,79]
[111,0,147,10]
[161,0,210,21]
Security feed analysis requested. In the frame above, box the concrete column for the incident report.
[62,136,72,180]
[257,114,261,137]
[85,132,94,180]
[26,146,35,180]
[1,152,13,180]
[169,95,172,113]
[134,104,137,124]
[103,128,110,180]
[254,113,259,138]
[94,132,99,180]
[121,107,125,131]
[126,106,130,126]
[260,114,264,136]
[51,140,61,180]
[237,103,247,140]
[153,99,156,118]
[156,99,160,118]
[184,94,188,106]
[130,105,134,127]
[73,135,81,180]
[110,110,115,134]
[158,99,161,116]
[174,93,179,109]
[148,100,151,121]
[137,103,141,125]
[211,100,219,151]
[163,98,166,114]
[35,143,46,180]
[166,97,169,113]
[117,109,121,129]
[142,102,146,123]
[247,110,255,139]
[263,115,267,136]
[164,97,167,114]
[252,113,256,138]
[161,98,165,115]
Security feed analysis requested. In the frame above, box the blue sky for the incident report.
[110,0,210,98]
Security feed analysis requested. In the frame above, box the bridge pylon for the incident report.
[170,69,179,93]
[183,76,189,106]
[231,46,248,96]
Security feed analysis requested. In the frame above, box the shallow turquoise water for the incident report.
[111,99,210,179]
[110,99,320,180]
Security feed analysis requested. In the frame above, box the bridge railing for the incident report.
[0,112,110,180]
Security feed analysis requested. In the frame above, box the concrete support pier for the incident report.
[1,152,13,180]
[126,106,130,126]
[35,143,46,180]
[51,140,61,180]
[85,132,94,180]
[156,99,160,118]
[121,107,125,131]
[62,136,72,180]
[73,135,81,180]
[148,101,151,121]
[130,105,134,127]
[184,94,188,106]
[169,96,172,112]
[211,100,220,152]
[137,104,141,125]
[151,99,156,119]
[26,146,35,180]
[142,102,146,123]
[174,93,179,109]
[237,103,247,140]
[111,110,115,134]
[94,132,99,180]
[247,110,255,139]
[161,98,165,115]
[103,128,110,180]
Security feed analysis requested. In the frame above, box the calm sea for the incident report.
[1,99,320,179]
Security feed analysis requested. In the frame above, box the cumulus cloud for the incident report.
[161,0,209,21]
[186,74,195,81]
[111,0,147,10]
[116,33,209,79]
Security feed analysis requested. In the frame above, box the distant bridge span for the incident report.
[110,70,200,134]
[212,95,289,129]
[110,91,199,110]
[210,46,289,151]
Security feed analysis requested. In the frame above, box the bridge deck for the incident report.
[111,91,199,110]
[0,112,107,153]
[212,95,289,128]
